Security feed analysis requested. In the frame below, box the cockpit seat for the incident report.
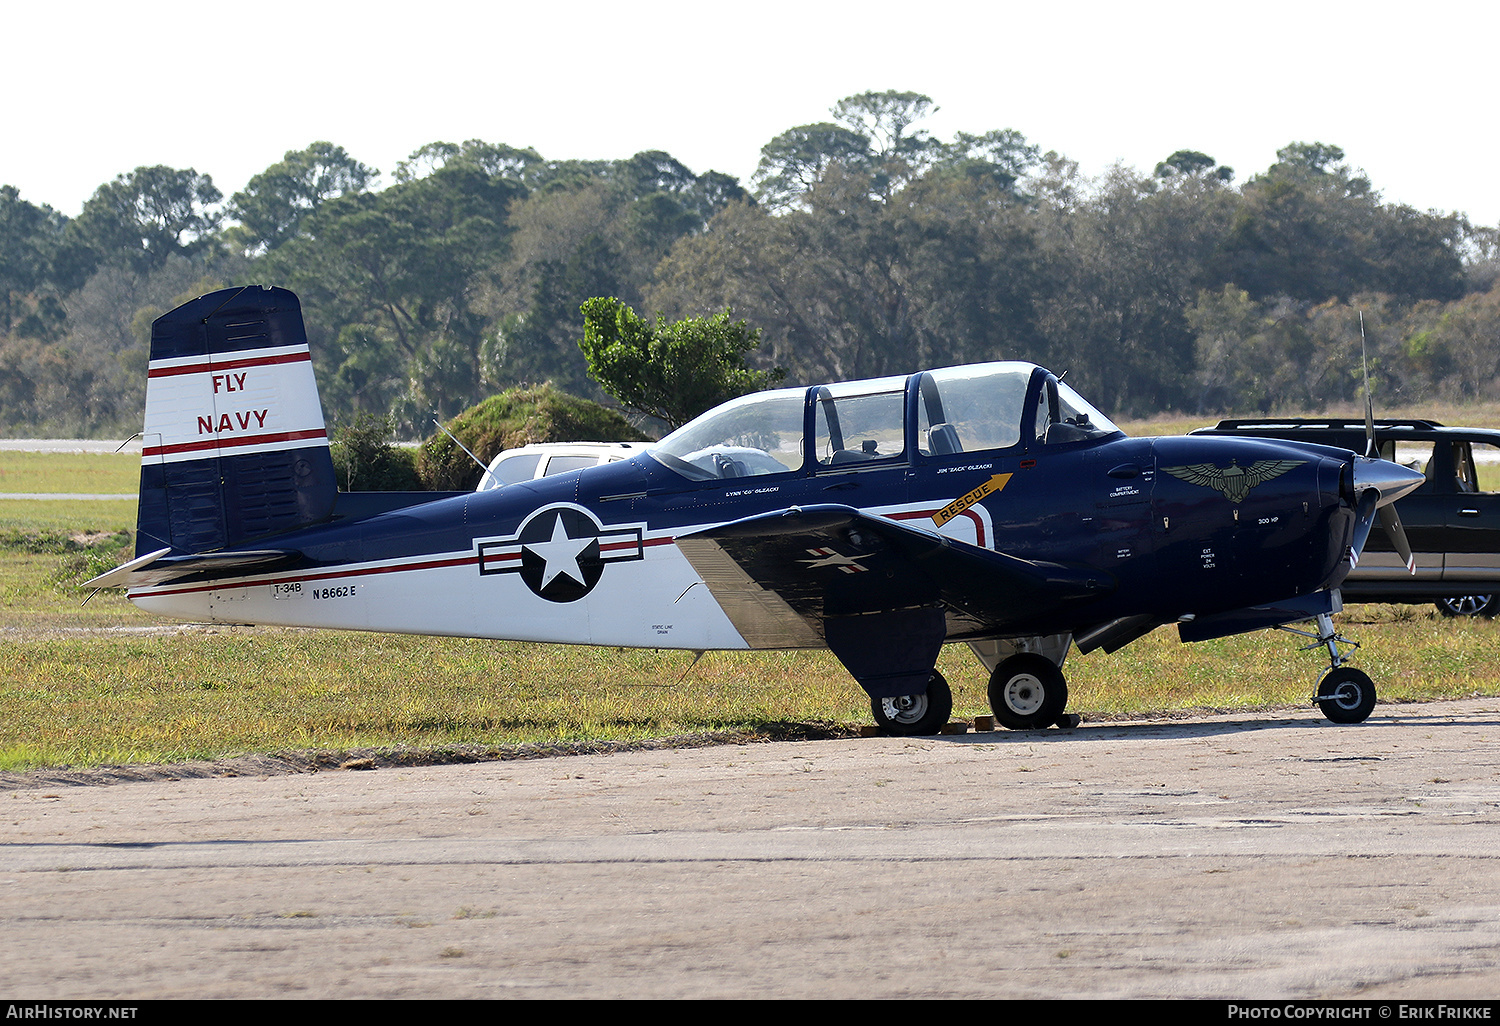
[712,454,748,478]
[928,423,962,455]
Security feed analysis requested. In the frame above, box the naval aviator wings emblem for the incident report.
[1162,459,1305,503]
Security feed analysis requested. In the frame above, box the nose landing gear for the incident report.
[1278,612,1377,724]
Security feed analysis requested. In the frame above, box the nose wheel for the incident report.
[1317,666,1377,724]
[1278,612,1376,724]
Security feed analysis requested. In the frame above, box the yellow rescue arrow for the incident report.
[932,473,1012,527]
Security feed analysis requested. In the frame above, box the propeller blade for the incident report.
[1349,489,1379,567]
[1360,312,1377,458]
[1377,504,1417,575]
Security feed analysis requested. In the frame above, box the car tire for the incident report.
[1436,595,1498,618]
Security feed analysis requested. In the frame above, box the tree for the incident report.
[228,142,376,253]
[579,297,782,429]
[1030,163,1238,413]
[0,185,66,335]
[1154,149,1233,182]
[831,90,938,164]
[329,413,422,490]
[476,152,740,398]
[394,139,546,186]
[266,160,526,427]
[752,123,869,210]
[69,166,221,274]
[934,129,1041,191]
[1212,142,1464,303]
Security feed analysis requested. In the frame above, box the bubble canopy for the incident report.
[648,362,1121,482]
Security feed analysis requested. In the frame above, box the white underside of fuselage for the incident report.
[128,532,751,649]
[127,499,993,651]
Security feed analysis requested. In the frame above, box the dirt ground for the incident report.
[5,698,1500,1000]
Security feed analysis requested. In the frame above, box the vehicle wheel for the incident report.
[1437,595,1497,618]
[871,670,952,736]
[988,654,1068,730]
[1317,666,1377,724]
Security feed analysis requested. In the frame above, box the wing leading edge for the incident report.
[675,505,1115,697]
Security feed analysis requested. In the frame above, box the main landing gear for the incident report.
[870,670,953,737]
[988,654,1070,730]
[1278,612,1377,724]
[869,660,1078,735]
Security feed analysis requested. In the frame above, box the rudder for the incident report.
[135,285,336,557]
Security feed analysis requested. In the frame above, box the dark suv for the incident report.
[1191,418,1500,617]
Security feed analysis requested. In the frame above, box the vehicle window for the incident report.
[481,452,543,490]
[815,388,905,467]
[1466,442,1500,493]
[916,365,1031,455]
[542,455,601,476]
[1382,439,1437,492]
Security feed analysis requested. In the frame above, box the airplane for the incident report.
[89,284,1427,735]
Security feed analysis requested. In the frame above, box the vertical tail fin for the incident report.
[135,285,336,557]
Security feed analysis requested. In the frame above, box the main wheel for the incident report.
[871,670,952,736]
[1317,666,1377,724]
[988,654,1068,730]
[1437,595,1497,618]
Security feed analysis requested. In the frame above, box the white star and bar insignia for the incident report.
[477,505,644,602]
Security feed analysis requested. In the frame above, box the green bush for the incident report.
[329,414,423,491]
[418,384,651,490]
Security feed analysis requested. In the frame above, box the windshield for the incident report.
[649,387,806,480]
[1032,376,1121,445]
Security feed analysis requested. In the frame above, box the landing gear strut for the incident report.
[1278,612,1376,724]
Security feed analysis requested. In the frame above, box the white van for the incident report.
[475,442,653,491]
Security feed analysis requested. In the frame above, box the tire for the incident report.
[1437,595,1497,618]
[988,654,1068,730]
[871,670,953,736]
[1317,666,1377,724]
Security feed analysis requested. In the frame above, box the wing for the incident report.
[675,504,1115,647]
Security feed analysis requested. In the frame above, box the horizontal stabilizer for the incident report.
[84,546,299,590]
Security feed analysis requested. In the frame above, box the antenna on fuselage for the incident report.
[433,417,488,475]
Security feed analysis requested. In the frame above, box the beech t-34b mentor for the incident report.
[91,285,1426,734]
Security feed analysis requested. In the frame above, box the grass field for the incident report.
[0,450,138,494]
[3,447,1499,773]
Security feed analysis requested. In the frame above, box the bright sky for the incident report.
[6,0,1497,229]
